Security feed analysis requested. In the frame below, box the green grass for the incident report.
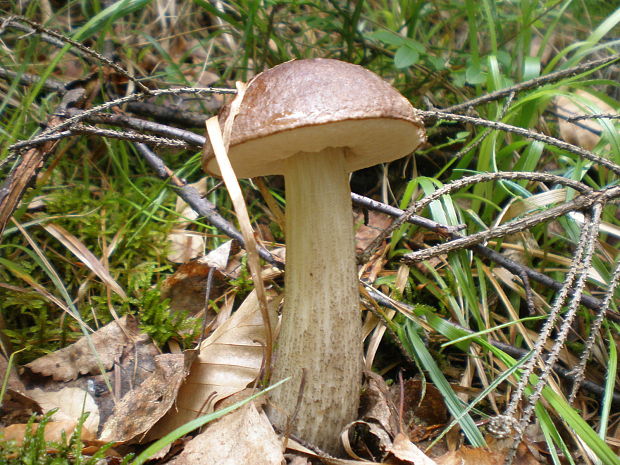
[0,0,619,462]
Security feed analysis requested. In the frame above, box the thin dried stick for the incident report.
[443,54,620,113]
[403,187,617,264]
[0,89,84,239]
[503,204,603,465]
[364,170,593,259]
[418,110,620,176]
[133,143,282,268]
[8,87,235,153]
[2,16,150,93]
[363,284,620,405]
[568,256,620,403]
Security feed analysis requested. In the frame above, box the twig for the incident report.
[8,87,236,153]
[70,124,193,149]
[0,66,67,94]
[363,284,620,405]
[403,187,617,263]
[133,143,283,268]
[503,204,603,465]
[418,110,620,176]
[0,66,219,127]
[365,171,593,259]
[65,109,206,146]
[567,113,620,122]
[0,88,85,240]
[2,16,151,93]
[568,256,620,404]
[442,54,620,113]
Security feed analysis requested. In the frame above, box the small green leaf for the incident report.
[368,30,404,46]
[465,63,486,84]
[402,38,425,53]
[394,45,419,68]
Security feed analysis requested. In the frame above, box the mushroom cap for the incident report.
[203,58,426,178]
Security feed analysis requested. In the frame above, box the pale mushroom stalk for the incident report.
[202,58,425,455]
[270,148,362,452]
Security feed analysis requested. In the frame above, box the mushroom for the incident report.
[203,58,425,453]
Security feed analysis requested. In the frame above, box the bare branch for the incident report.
[443,54,620,113]
[418,110,620,176]
[2,16,151,93]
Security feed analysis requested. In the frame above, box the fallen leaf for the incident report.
[167,230,205,263]
[146,289,280,439]
[0,353,25,392]
[343,420,393,462]
[355,210,394,253]
[166,402,284,465]
[390,378,448,442]
[26,387,100,434]
[386,433,438,464]
[167,179,208,263]
[99,353,188,443]
[26,315,141,382]
[1,420,95,446]
[555,90,617,151]
[161,241,236,314]
[0,356,40,424]
[286,438,381,464]
[435,443,542,465]
[360,371,399,437]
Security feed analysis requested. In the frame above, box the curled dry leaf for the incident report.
[166,402,284,465]
[99,353,187,443]
[146,290,281,439]
[26,315,141,382]
[26,387,100,434]
[286,437,387,465]
[343,420,393,462]
[555,89,617,151]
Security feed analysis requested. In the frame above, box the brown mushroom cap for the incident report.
[203,58,426,178]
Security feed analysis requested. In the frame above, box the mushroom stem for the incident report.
[269,147,363,453]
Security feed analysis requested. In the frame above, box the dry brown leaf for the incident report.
[1,420,95,446]
[26,387,99,433]
[167,230,205,263]
[146,290,280,439]
[166,402,283,465]
[167,179,208,263]
[0,355,41,424]
[26,315,141,381]
[387,433,438,464]
[555,90,617,151]
[390,379,448,442]
[0,353,25,392]
[41,222,127,299]
[435,444,542,465]
[99,353,187,443]
[162,241,237,314]
[361,371,399,438]
[355,211,394,253]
